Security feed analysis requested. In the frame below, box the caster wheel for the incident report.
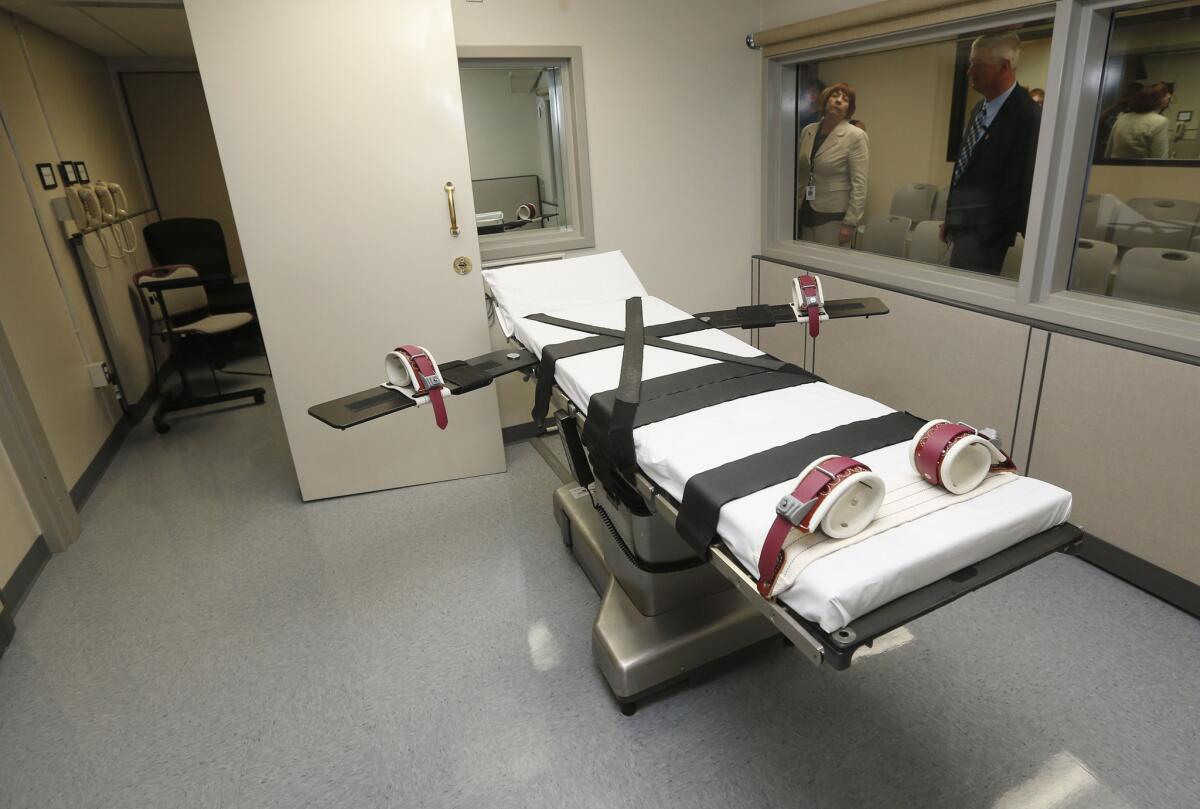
[254,393,266,405]
[620,702,637,717]
[155,422,170,434]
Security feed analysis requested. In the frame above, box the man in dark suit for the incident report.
[942,32,1042,275]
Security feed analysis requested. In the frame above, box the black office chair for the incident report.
[143,218,255,314]
[134,265,265,434]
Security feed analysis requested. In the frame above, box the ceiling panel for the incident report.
[0,4,145,57]
[84,6,192,58]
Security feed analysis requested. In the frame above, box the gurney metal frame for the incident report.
[309,295,1083,715]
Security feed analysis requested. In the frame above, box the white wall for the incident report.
[459,68,544,182]
[760,0,878,31]
[453,0,763,313]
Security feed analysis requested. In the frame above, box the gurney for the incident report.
[310,251,1079,714]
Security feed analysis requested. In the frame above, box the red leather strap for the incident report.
[398,344,448,430]
[798,274,821,339]
[757,455,866,596]
[914,422,1015,487]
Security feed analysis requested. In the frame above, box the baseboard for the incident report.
[1077,534,1200,620]
[128,358,172,424]
[1,534,50,615]
[70,418,131,511]
[502,421,547,444]
[0,596,15,658]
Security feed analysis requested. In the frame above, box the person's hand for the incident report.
[839,224,854,245]
[939,222,947,243]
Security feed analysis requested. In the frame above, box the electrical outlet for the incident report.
[87,361,110,389]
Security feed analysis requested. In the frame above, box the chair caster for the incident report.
[620,701,637,717]
[155,422,170,434]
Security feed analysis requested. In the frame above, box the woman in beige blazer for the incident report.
[1106,82,1172,160]
[796,83,869,246]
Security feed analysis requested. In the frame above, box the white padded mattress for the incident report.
[483,253,1072,632]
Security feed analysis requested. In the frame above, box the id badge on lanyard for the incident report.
[805,178,816,201]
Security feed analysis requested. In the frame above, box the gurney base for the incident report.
[593,577,776,708]
[554,484,776,710]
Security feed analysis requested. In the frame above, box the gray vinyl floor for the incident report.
[1,371,1198,809]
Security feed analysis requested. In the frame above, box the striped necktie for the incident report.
[952,103,988,186]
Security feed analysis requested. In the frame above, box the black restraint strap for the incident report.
[734,304,778,329]
[675,411,925,556]
[531,318,707,426]
[588,361,821,435]
[527,312,806,376]
[609,297,645,482]
[583,360,823,512]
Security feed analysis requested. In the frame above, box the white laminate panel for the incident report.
[1033,335,1200,584]
[760,266,1029,439]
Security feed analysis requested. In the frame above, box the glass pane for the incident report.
[458,62,569,237]
[791,21,1052,279]
[1071,2,1200,313]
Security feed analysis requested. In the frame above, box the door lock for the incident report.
[453,256,473,275]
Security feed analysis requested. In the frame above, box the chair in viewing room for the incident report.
[889,183,937,226]
[1113,247,1200,312]
[860,215,911,258]
[908,220,948,265]
[134,265,266,434]
[1070,239,1118,295]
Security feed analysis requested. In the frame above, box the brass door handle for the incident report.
[445,181,459,236]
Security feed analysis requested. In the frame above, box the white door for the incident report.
[184,0,505,499]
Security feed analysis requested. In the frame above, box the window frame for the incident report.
[457,46,595,262]
[759,0,1200,360]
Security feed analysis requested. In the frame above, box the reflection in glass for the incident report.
[791,20,1051,280]
[1070,2,1200,313]
[459,62,569,237]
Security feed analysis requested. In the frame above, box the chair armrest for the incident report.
[139,274,224,292]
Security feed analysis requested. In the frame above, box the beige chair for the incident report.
[1113,248,1200,312]
[932,185,949,220]
[1000,234,1024,280]
[860,214,912,258]
[1070,239,1118,295]
[1111,217,1192,251]
[889,183,937,226]
[135,265,266,433]
[1080,193,1118,242]
[1126,198,1200,243]
[908,219,948,265]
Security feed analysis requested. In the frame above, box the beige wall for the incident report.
[1087,165,1200,208]
[0,96,117,487]
[0,12,156,486]
[0,441,40,586]
[19,19,162,406]
[817,40,958,226]
[453,0,763,314]
[120,71,248,280]
[760,0,878,31]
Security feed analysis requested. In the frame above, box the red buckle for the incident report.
[398,344,448,430]
[757,455,866,596]
[798,274,821,339]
